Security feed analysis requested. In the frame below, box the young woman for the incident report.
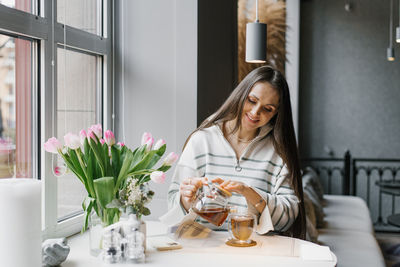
[167,66,305,239]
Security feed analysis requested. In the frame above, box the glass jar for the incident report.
[102,229,122,263]
[191,183,232,226]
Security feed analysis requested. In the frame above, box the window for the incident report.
[0,0,113,238]
[56,48,100,220]
[0,34,36,179]
[57,0,102,35]
[0,0,37,14]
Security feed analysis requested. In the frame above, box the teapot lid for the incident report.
[215,184,232,197]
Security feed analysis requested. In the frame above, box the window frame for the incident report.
[0,0,114,238]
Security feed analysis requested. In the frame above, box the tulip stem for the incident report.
[76,149,95,197]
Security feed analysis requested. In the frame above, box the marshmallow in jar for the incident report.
[0,178,42,267]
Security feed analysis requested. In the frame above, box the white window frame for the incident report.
[0,0,114,239]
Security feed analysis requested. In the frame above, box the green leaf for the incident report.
[87,149,94,180]
[88,136,105,177]
[130,146,147,168]
[94,158,102,179]
[93,176,115,209]
[111,146,120,183]
[72,148,97,197]
[59,152,91,193]
[144,153,161,170]
[103,143,113,177]
[130,150,157,172]
[156,144,166,157]
[139,174,151,184]
[81,196,95,233]
[82,195,96,210]
[67,149,87,181]
[83,138,90,161]
[114,150,134,194]
[157,164,171,173]
[142,207,151,216]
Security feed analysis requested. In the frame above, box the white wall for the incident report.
[285,0,300,139]
[115,0,197,219]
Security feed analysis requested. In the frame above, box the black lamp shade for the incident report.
[387,47,395,61]
[396,26,400,43]
[245,22,267,63]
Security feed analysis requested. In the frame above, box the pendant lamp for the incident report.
[387,0,395,61]
[245,0,267,63]
[396,0,400,43]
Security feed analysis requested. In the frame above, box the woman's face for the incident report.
[241,81,280,132]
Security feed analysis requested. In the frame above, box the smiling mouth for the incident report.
[246,113,259,123]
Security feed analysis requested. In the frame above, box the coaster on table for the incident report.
[225,239,257,247]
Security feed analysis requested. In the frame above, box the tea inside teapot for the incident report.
[191,183,232,226]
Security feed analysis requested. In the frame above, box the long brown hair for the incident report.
[184,66,306,239]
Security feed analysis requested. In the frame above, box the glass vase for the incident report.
[89,212,104,256]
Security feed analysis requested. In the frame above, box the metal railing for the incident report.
[301,151,400,232]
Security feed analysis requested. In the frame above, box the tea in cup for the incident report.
[226,211,257,247]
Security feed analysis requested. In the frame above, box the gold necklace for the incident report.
[225,122,256,143]
[236,136,254,143]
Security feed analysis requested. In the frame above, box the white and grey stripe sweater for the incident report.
[167,123,299,234]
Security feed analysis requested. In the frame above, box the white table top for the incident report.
[64,221,337,267]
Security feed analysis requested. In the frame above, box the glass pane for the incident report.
[0,0,34,13]
[0,34,34,178]
[57,47,99,219]
[57,0,102,35]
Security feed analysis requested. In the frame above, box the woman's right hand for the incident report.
[180,177,208,212]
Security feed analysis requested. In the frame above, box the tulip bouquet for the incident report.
[44,125,178,232]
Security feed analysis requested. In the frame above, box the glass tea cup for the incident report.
[227,210,257,247]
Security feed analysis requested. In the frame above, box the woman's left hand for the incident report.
[212,177,248,194]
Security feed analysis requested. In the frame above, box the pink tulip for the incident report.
[64,133,81,150]
[117,142,125,147]
[54,166,62,176]
[87,130,98,144]
[89,124,102,138]
[79,130,87,145]
[145,137,154,152]
[44,137,62,154]
[154,139,166,150]
[141,132,153,146]
[104,130,116,146]
[163,152,179,166]
[54,166,66,177]
[100,139,105,145]
[150,171,166,184]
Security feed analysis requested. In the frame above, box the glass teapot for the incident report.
[191,182,232,226]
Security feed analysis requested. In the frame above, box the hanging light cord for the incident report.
[390,0,393,46]
[256,0,259,22]
[112,0,115,131]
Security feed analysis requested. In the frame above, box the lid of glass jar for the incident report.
[214,184,232,197]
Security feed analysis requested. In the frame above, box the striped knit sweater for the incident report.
[166,123,299,234]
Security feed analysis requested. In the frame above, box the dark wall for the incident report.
[299,0,400,158]
[197,0,238,125]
